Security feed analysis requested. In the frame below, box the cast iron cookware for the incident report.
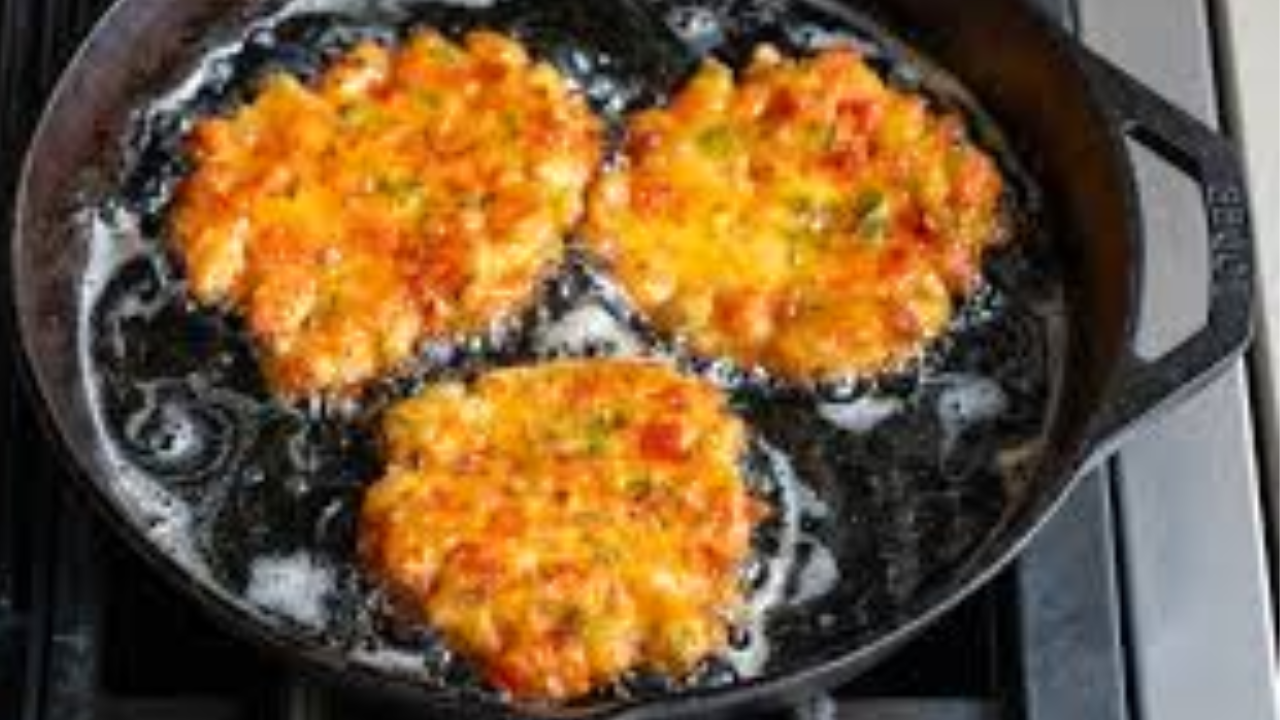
[10,0,1254,717]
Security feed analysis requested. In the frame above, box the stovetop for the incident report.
[1,0,1275,719]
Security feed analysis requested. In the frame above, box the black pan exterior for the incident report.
[10,0,1252,718]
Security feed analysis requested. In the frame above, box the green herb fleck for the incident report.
[621,474,659,501]
[339,102,383,129]
[375,176,415,196]
[374,176,428,215]
[806,122,837,151]
[786,194,839,249]
[412,90,443,109]
[854,189,891,244]
[695,124,738,158]
[788,195,835,229]
[582,413,622,455]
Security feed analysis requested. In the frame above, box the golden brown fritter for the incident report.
[171,32,601,397]
[586,46,1007,381]
[359,360,766,701]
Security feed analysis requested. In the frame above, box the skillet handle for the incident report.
[1075,48,1254,457]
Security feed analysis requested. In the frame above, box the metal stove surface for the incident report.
[1,0,1275,719]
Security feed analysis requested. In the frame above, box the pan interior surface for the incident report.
[54,0,1067,713]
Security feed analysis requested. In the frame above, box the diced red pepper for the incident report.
[637,420,689,462]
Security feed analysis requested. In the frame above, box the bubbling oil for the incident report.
[82,0,1065,707]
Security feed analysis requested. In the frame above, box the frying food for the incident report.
[359,360,766,701]
[171,31,601,396]
[586,46,1007,381]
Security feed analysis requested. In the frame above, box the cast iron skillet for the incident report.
[10,0,1254,717]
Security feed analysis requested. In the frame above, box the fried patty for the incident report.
[359,360,766,700]
[172,32,601,396]
[586,46,1006,381]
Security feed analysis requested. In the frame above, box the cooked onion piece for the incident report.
[360,360,766,700]
[172,32,601,396]
[586,46,1007,381]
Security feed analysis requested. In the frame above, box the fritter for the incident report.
[586,46,1007,381]
[172,32,601,396]
[359,360,766,701]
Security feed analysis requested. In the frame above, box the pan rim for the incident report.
[9,0,1131,716]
